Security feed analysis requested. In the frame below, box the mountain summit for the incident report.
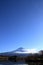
[14,47,26,52]
[16,47,24,51]
[0,47,38,56]
[13,47,32,53]
[13,47,38,54]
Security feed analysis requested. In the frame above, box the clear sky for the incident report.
[0,0,43,52]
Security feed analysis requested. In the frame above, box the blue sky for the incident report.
[0,0,43,52]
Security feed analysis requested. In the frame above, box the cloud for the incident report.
[15,48,38,54]
[22,48,38,53]
[26,49,38,53]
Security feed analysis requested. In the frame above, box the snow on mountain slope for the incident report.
[13,47,29,53]
[13,47,38,54]
[0,47,38,56]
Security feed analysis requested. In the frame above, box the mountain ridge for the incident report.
[0,47,39,56]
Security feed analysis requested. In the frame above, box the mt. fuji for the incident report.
[13,47,38,54]
[0,47,38,56]
[13,47,29,53]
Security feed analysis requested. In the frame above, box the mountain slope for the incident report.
[0,47,38,56]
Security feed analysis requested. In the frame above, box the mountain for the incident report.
[12,47,30,53]
[0,47,38,57]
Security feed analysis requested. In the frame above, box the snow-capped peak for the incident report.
[14,47,26,53]
[0,47,38,56]
[14,47,38,54]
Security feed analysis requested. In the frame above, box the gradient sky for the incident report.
[0,0,43,52]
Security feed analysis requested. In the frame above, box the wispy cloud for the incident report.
[15,48,38,53]
[25,49,38,53]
